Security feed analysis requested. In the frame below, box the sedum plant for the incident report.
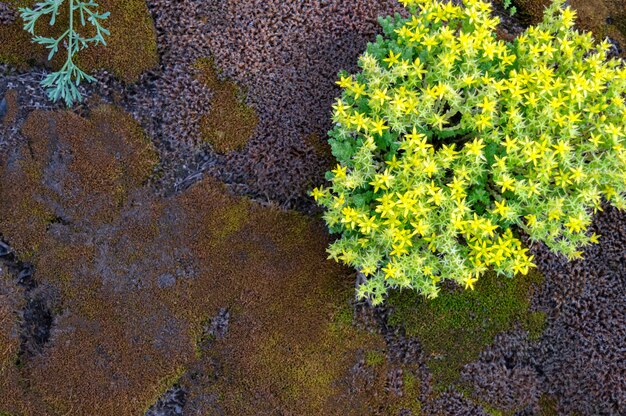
[19,0,110,106]
[312,0,626,305]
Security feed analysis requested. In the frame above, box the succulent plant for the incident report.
[313,0,626,305]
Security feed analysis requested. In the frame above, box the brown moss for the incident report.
[304,132,334,167]
[1,105,157,258]
[514,0,552,24]
[0,102,434,415]
[0,270,48,416]
[1,89,18,128]
[568,0,626,56]
[0,0,157,82]
[0,270,22,377]
[195,58,258,153]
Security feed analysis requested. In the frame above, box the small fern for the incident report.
[19,0,110,106]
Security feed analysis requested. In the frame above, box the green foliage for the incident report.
[365,350,386,366]
[387,269,545,386]
[503,0,517,16]
[312,0,626,305]
[19,0,110,106]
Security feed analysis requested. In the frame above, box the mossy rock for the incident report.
[0,0,158,82]
[387,269,545,388]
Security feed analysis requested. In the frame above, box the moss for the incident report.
[195,58,258,153]
[0,104,158,261]
[0,102,441,415]
[513,0,552,24]
[387,269,544,388]
[0,0,157,82]
[400,372,422,414]
[526,310,547,340]
[1,89,18,128]
[538,395,559,416]
[142,367,186,414]
[365,350,386,367]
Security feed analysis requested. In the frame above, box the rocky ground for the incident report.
[0,0,624,415]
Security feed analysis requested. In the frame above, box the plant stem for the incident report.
[68,0,73,64]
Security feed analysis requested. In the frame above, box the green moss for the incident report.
[208,200,250,243]
[388,371,422,415]
[538,394,559,416]
[365,350,386,367]
[142,367,186,414]
[195,58,258,153]
[526,310,547,340]
[0,0,158,82]
[332,302,354,328]
[387,269,544,388]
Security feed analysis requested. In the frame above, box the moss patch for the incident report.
[1,89,18,128]
[387,269,545,388]
[0,104,403,415]
[0,0,157,82]
[365,350,386,367]
[195,58,258,153]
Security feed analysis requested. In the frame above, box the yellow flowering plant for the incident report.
[312,0,626,305]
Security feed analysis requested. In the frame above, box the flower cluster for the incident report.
[312,0,626,305]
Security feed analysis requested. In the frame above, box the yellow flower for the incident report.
[332,164,347,180]
[561,7,577,27]
[496,175,516,193]
[525,214,537,227]
[370,169,394,192]
[475,113,492,130]
[370,118,389,136]
[351,112,369,132]
[492,199,511,217]
[310,187,327,201]
[564,214,587,233]
[410,58,426,79]
[383,50,402,68]
[385,155,401,170]
[382,262,400,279]
[349,82,367,100]
[336,75,352,89]
[358,215,379,235]
[422,35,438,51]
[340,207,360,229]
[479,219,498,238]
[370,88,390,106]
[463,274,479,291]
[478,95,497,113]
[465,138,485,158]
[471,239,491,262]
